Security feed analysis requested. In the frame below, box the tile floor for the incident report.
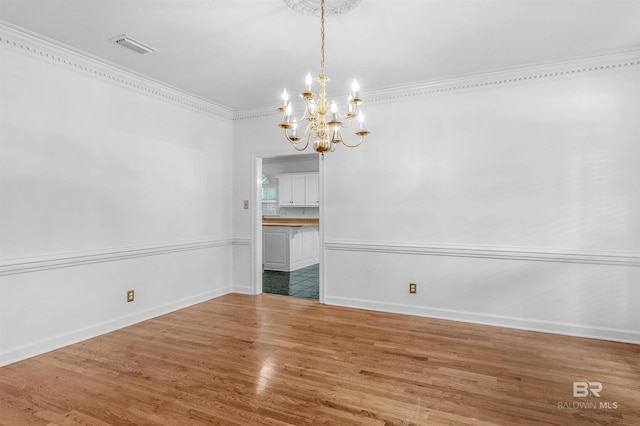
[262,263,319,300]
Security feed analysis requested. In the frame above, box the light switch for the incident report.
[243,200,249,209]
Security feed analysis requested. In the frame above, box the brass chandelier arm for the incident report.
[284,119,318,151]
[292,140,310,151]
[330,125,367,148]
[297,126,316,151]
[284,128,310,151]
[333,100,360,121]
[338,116,353,128]
[285,106,309,125]
[340,133,366,148]
[286,97,324,124]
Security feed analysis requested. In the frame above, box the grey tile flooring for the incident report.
[263,264,319,300]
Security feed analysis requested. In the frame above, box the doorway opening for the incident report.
[252,152,324,302]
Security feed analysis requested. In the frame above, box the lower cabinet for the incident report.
[263,226,319,271]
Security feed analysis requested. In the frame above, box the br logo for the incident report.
[573,381,602,397]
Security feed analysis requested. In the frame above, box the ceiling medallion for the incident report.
[283,0,362,17]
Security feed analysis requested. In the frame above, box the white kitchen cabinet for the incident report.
[277,173,318,207]
[305,174,319,206]
[263,227,290,271]
[263,226,319,271]
[278,174,306,206]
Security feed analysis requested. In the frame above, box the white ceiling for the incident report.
[1,0,639,111]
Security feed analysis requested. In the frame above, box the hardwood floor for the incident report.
[1,294,638,425]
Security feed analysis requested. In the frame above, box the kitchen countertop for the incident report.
[262,218,319,227]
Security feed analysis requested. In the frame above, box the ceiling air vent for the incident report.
[108,34,157,55]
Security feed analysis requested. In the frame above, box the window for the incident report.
[262,175,277,214]
[262,187,277,199]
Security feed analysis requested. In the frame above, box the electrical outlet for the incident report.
[127,290,135,302]
[409,283,417,294]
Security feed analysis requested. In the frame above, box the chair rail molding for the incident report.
[324,239,640,267]
[232,236,252,246]
[0,237,234,276]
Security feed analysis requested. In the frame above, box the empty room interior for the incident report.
[1,0,639,424]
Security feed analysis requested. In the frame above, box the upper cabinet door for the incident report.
[290,175,306,205]
[278,176,293,206]
[305,174,319,206]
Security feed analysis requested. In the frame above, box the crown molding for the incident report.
[3,21,638,123]
[232,105,281,121]
[233,49,640,121]
[364,49,640,105]
[0,21,234,121]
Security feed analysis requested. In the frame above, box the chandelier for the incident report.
[278,0,370,159]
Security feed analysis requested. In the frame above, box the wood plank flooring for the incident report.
[1,293,638,425]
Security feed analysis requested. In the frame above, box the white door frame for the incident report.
[250,150,325,302]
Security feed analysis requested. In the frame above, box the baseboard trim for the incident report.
[324,296,640,345]
[0,287,233,367]
[232,286,254,295]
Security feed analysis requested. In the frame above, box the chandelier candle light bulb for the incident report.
[306,73,313,91]
[280,102,294,132]
[277,0,370,159]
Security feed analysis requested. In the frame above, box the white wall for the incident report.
[233,53,640,343]
[0,26,234,366]
[262,155,319,177]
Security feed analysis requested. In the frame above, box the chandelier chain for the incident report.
[320,0,325,76]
